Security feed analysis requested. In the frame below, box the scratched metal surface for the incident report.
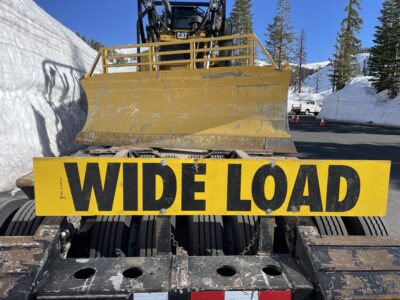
[296,226,400,299]
[35,255,313,298]
[76,66,296,153]
[36,257,171,297]
[0,223,60,299]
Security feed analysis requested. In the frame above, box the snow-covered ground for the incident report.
[318,77,400,126]
[0,0,97,192]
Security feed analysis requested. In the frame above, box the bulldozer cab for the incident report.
[137,0,227,43]
[171,6,203,30]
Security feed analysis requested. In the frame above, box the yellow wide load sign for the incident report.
[33,158,391,217]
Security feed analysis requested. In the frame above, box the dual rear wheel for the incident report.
[0,199,389,257]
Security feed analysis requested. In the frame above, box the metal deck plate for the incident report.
[296,226,400,299]
[36,255,313,299]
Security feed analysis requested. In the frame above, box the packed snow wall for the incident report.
[318,77,400,126]
[0,0,97,192]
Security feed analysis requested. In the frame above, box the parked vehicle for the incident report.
[292,100,322,115]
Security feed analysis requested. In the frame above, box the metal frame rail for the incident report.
[86,34,278,77]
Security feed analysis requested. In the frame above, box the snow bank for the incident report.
[318,77,400,126]
[0,0,97,192]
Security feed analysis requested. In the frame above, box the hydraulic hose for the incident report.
[161,0,172,26]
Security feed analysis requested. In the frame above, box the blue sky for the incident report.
[34,0,383,62]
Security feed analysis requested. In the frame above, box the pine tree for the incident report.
[329,0,363,91]
[230,0,254,35]
[265,0,295,69]
[368,0,400,98]
[329,44,338,92]
[230,0,254,62]
[294,29,307,93]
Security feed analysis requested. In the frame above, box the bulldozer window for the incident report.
[172,6,202,30]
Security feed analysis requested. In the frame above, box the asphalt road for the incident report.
[289,116,400,236]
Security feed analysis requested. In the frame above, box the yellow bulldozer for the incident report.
[76,0,294,153]
[0,1,399,299]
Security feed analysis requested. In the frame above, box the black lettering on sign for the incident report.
[252,165,287,211]
[182,164,206,211]
[288,165,323,212]
[123,163,138,211]
[326,166,360,212]
[65,163,120,211]
[143,163,176,211]
[227,165,251,211]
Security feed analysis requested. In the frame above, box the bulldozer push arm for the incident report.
[1,0,400,298]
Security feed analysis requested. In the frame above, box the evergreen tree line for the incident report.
[76,33,104,51]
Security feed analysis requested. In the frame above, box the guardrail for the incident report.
[86,34,278,77]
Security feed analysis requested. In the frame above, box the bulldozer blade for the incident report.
[76,66,296,153]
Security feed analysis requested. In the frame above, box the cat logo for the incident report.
[175,31,189,40]
[33,158,390,217]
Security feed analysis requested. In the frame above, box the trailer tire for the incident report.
[4,200,44,236]
[139,216,156,257]
[343,217,388,236]
[188,216,224,256]
[0,199,27,234]
[361,217,388,236]
[89,216,138,258]
[314,217,348,236]
[229,216,259,255]
[89,216,177,258]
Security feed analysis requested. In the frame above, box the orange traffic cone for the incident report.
[320,118,326,127]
